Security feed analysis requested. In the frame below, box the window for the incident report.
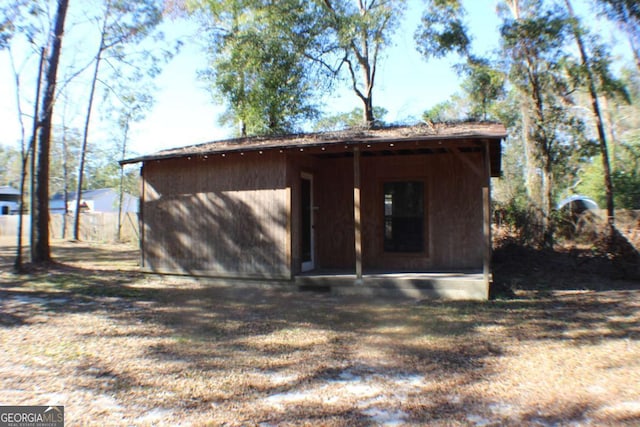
[383,181,424,252]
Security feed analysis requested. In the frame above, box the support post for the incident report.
[483,141,492,298]
[353,147,363,283]
[139,165,145,269]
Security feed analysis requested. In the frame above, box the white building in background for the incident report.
[0,186,20,215]
[49,188,138,214]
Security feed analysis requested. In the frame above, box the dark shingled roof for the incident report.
[121,122,507,166]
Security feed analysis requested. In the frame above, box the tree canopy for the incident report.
[190,0,323,136]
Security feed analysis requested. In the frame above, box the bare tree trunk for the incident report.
[61,127,71,239]
[117,118,129,242]
[506,0,547,245]
[33,0,69,263]
[522,106,542,207]
[15,47,45,270]
[363,96,374,127]
[565,0,615,238]
[541,161,554,248]
[73,8,109,241]
[73,52,102,240]
[601,96,617,172]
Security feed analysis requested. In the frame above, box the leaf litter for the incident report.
[0,240,638,426]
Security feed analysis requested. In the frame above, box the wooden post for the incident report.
[353,147,363,283]
[285,179,292,279]
[483,141,492,298]
[139,165,145,269]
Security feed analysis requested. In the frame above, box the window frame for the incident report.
[381,179,428,256]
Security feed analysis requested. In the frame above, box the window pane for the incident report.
[383,181,424,252]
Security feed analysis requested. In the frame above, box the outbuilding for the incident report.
[0,186,20,215]
[122,122,506,299]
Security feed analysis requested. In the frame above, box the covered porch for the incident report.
[287,127,503,300]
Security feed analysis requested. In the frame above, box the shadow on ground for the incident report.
[493,241,640,294]
[0,240,638,425]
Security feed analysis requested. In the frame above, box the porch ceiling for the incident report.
[306,138,501,177]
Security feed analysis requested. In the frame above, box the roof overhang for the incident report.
[121,123,506,177]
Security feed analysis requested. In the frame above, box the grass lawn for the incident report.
[0,240,639,426]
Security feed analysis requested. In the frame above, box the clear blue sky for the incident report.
[127,0,504,155]
[0,0,624,157]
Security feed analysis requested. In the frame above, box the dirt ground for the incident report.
[0,239,639,426]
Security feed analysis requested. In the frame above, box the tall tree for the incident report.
[1,1,51,268]
[319,0,406,127]
[576,69,640,209]
[111,89,153,240]
[416,1,499,121]
[190,0,404,131]
[51,122,81,238]
[72,0,165,241]
[13,47,45,270]
[33,0,69,263]
[192,0,321,136]
[564,0,626,239]
[500,2,578,247]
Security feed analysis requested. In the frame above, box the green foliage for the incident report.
[493,133,542,247]
[586,41,631,103]
[96,0,173,98]
[494,197,542,246]
[213,29,318,135]
[493,134,527,205]
[498,3,594,246]
[563,22,631,106]
[422,100,458,123]
[612,169,640,209]
[83,144,139,196]
[458,57,506,121]
[0,0,46,50]
[319,0,407,126]
[415,0,470,60]
[195,0,478,131]
[194,0,321,136]
[576,155,640,209]
[422,57,507,124]
[314,107,388,131]
[501,10,572,86]
[500,7,581,169]
[596,0,640,66]
[50,126,81,197]
[0,4,16,49]
[491,88,524,130]
[597,0,640,20]
[104,0,164,46]
[0,145,23,188]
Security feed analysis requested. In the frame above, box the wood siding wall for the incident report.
[316,157,355,269]
[141,147,486,279]
[305,151,485,272]
[141,152,290,278]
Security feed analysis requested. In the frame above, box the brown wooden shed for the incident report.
[122,122,506,300]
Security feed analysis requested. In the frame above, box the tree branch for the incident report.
[345,56,366,102]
